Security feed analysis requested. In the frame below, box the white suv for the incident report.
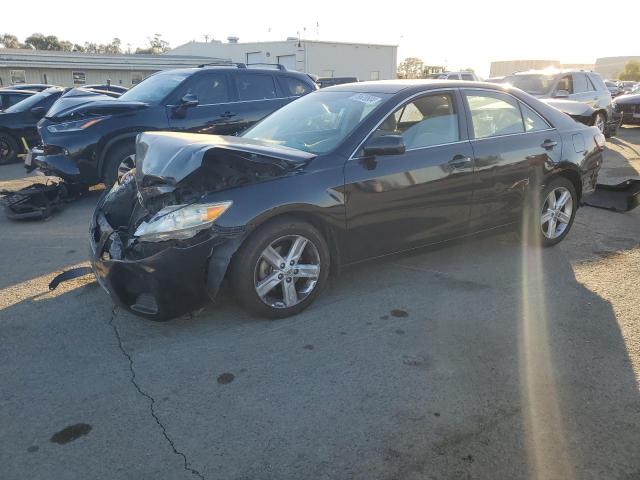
[427,71,479,81]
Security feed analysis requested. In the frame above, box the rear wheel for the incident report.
[528,177,577,247]
[103,142,135,187]
[0,133,19,165]
[230,217,330,318]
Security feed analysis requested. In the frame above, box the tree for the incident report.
[397,57,426,79]
[619,60,640,82]
[24,33,63,50]
[135,34,170,54]
[0,34,22,49]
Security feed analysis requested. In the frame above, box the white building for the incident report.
[0,49,228,88]
[169,38,398,81]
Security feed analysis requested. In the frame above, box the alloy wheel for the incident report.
[0,138,12,162]
[254,235,321,309]
[540,186,573,239]
[117,154,136,181]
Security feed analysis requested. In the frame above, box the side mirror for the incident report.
[553,89,570,99]
[180,93,199,108]
[363,135,406,156]
[30,106,46,117]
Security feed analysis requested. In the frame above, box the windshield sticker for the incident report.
[349,93,383,105]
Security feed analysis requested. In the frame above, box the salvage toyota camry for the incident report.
[90,80,604,320]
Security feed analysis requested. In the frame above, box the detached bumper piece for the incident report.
[0,180,83,220]
[582,180,640,212]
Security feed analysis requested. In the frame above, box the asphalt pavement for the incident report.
[1,127,639,480]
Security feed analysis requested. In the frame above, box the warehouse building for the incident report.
[594,56,640,80]
[169,37,398,81]
[0,49,228,88]
[490,59,594,77]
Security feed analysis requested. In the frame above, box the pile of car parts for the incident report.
[582,180,640,212]
[0,179,83,220]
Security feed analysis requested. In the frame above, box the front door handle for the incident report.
[541,139,558,150]
[448,155,472,170]
[220,111,236,119]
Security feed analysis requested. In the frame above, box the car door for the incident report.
[462,89,562,230]
[344,89,476,262]
[166,71,240,135]
[571,72,598,108]
[227,72,290,133]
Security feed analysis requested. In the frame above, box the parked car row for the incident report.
[490,70,621,137]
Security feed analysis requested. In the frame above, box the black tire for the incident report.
[526,176,577,247]
[0,133,19,165]
[229,217,330,319]
[103,142,135,187]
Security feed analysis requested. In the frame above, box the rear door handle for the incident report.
[448,155,473,170]
[541,139,558,150]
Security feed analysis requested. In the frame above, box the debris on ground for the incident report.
[0,178,85,220]
[582,180,640,212]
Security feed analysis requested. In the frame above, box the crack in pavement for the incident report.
[108,306,206,480]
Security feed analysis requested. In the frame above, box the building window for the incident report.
[10,70,26,84]
[131,72,145,85]
[72,71,86,85]
[370,71,380,81]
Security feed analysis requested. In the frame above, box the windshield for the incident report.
[507,74,554,95]
[4,90,55,113]
[242,91,392,154]
[118,71,191,104]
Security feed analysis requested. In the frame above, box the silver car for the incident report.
[505,70,618,136]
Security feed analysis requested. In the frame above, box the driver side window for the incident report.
[556,75,573,94]
[370,93,460,149]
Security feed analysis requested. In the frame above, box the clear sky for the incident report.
[2,0,639,77]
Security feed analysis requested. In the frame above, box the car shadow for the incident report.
[2,223,639,479]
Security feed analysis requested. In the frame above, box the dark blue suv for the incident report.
[32,63,317,186]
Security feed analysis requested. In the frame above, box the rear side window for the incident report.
[465,91,524,139]
[183,73,229,104]
[520,103,550,132]
[461,73,474,81]
[236,73,277,101]
[572,73,590,93]
[278,76,312,96]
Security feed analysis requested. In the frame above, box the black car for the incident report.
[0,89,37,111]
[1,84,56,92]
[33,64,318,186]
[90,80,604,321]
[505,70,619,137]
[0,87,64,164]
[613,92,640,125]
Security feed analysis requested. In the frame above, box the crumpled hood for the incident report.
[46,90,148,120]
[135,131,316,187]
[540,98,594,117]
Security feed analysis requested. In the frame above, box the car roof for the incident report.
[155,66,311,78]
[324,79,505,94]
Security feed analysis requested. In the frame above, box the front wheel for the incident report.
[230,217,330,318]
[0,133,19,165]
[527,177,577,247]
[103,142,135,187]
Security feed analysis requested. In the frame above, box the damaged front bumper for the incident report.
[89,195,243,321]
[29,145,82,181]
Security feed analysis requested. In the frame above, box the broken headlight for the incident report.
[133,201,232,242]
